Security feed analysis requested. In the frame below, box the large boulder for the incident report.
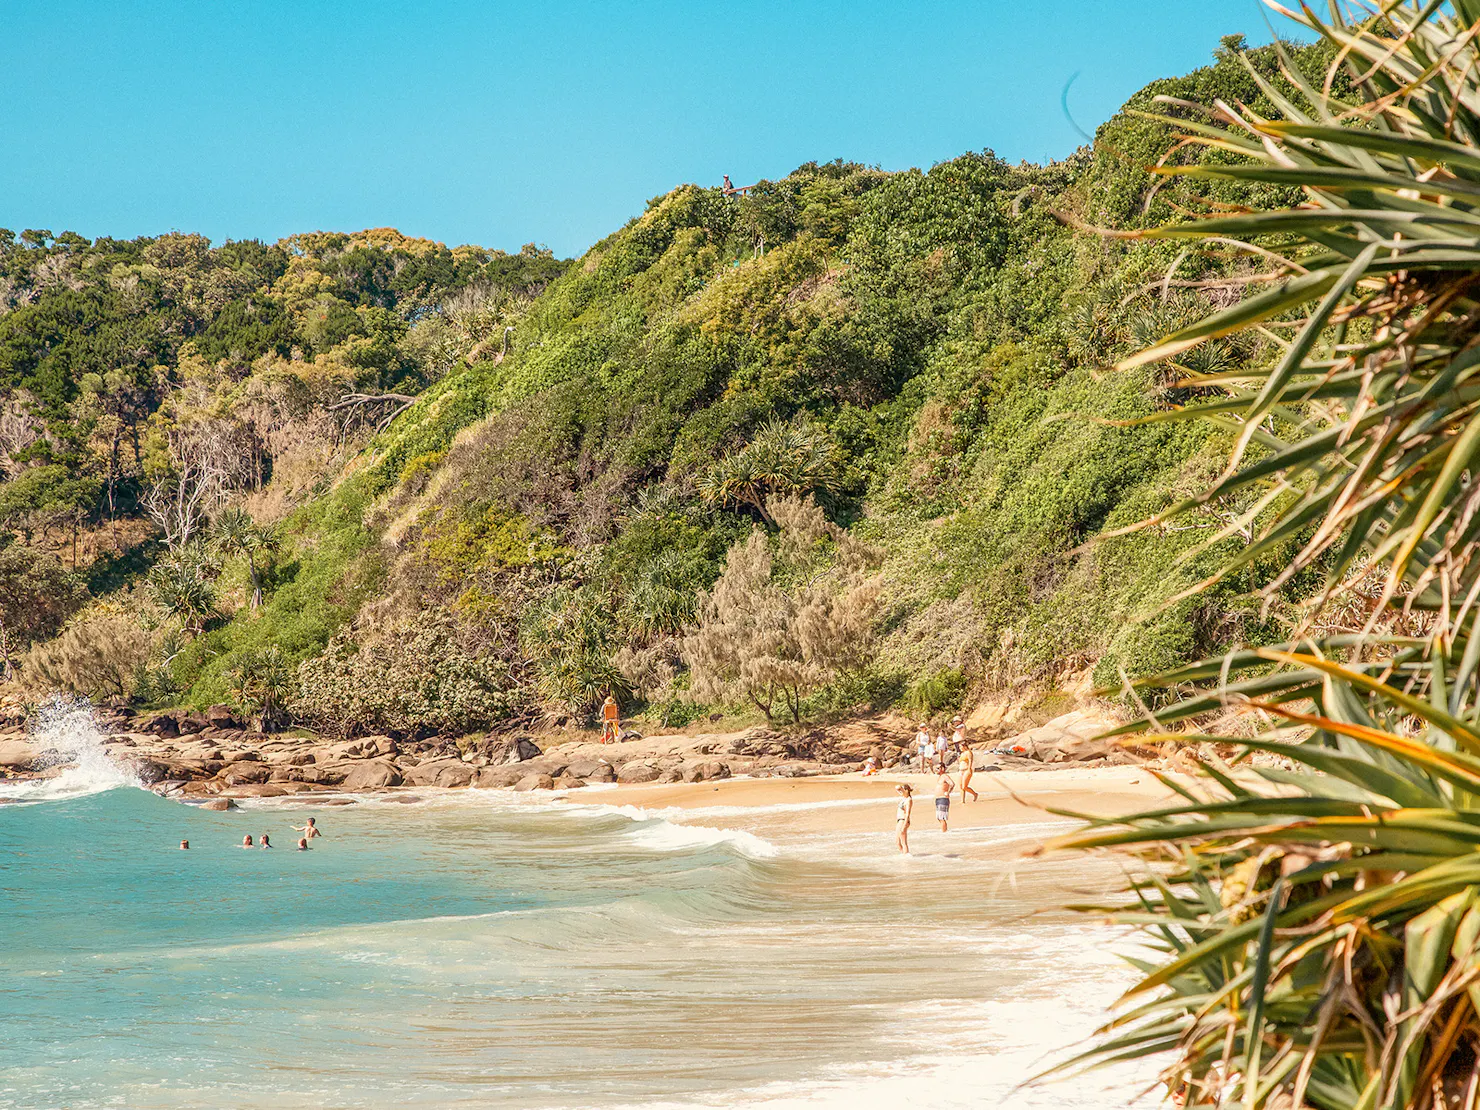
[221,762,272,785]
[198,797,237,811]
[340,760,404,790]
[125,759,172,785]
[205,704,244,729]
[402,759,474,788]
[1011,710,1123,764]
[474,766,527,789]
[681,761,730,783]
[616,763,661,784]
[552,774,586,790]
[358,735,397,758]
[0,738,39,771]
[501,737,543,764]
[512,773,555,792]
[565,759,616,783]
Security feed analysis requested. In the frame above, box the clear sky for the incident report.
[3,1,1297,258]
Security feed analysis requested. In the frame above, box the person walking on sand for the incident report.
[957,744,978,803]
[292,818,322,840]
[935,769,955,831]
[894,783,913,854]
[601,694,621,744]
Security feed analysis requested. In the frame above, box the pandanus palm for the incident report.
[1055,3,1480,1107]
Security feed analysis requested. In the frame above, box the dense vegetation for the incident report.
[2,37,1318,736]
[1041,4,1480,1108]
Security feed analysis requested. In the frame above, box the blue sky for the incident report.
[4,1,1297,258]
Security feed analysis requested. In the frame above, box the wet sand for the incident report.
[559,765,1179,853]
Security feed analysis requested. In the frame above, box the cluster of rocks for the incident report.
[0,700,1169,803]
[0,705,876,800]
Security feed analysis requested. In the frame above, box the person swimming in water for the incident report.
[179,840,189,850]
[296,837,310,851]
[292,818,322,839]
[241,834,254,848]
[259,833,272,848]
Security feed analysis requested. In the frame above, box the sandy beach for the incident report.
[556,765,1178,856]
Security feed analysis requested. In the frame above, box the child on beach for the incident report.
[292,818,322,839]
[862,754,880,776]
[894,783,913,854]
[935,770,954,831]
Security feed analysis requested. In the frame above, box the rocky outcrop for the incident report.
[616,762,661,783]
[512,773,555,792]
[339,760,404,790]
[1008,710,1126,764]
[402,759,475,788]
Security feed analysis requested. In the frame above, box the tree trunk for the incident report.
[247,553,262,610]
[0,617,10,681]
[106,425,121,519]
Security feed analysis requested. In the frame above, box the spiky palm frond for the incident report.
[1059,4,1480,1106]
[1116,2,1480,640]
[1052,658,1480,1109]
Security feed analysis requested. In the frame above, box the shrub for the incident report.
[294,613,521,738]
[21,607,150,703]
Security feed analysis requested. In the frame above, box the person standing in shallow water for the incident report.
[935,770,954,831]
[957,744,978,803]
[895,784,913,854]
[292,818,321,840]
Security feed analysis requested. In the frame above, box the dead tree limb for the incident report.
[328,392,418,441]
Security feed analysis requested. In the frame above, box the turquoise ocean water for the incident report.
[0,717,1153,1109]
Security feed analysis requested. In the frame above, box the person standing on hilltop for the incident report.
[601,694,621,744]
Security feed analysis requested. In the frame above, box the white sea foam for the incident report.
[0,696,140,802]
[624,819,779,859]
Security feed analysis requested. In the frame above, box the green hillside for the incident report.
[1,36,1325,734]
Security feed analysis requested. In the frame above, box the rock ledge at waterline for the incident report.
[0,705,1181,799]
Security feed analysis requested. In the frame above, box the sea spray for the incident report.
[9,694,141,800]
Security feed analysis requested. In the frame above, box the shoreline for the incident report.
[543,765,1175,856]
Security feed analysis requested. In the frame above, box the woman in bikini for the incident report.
[894,783,913,854]
[957,744,978,803]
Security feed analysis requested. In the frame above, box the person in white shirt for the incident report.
[913,723,932,771]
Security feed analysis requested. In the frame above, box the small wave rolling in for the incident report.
[0,711,1152,1109]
